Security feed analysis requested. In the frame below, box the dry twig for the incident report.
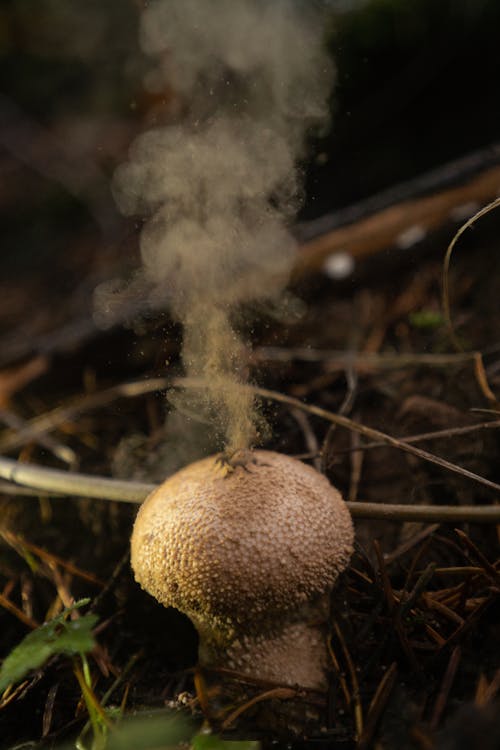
[1,454,500,522]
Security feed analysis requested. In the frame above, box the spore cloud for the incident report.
[96,0,333,453]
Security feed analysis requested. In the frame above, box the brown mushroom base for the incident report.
[198,614,330,692]
[221,621,328,689]
[194,602,332,737]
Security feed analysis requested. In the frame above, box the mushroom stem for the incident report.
[200,618,330,691]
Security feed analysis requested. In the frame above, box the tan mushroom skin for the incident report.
[131,450,354,690]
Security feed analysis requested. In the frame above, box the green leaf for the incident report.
[409,310,445,330]
[192,734,259,750]
[0,598,97,692]
[105,710,194,750]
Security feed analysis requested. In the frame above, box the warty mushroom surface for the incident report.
[130,449,354,690]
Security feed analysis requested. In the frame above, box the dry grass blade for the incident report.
[0,591,39,629]
[473,352,499,407]
[443,597,494,649]
[331,619,363,738]
[220,687,297,730]
[430,645,462,730]
[343,418,500,455]
[423,597,464,627]
[0,680,33,710]
[374,541,422,671]
[1,374,499,508]
[0,407,75,466]
[442,196,500,351]
[42,682,59,738]
[327,636,352,710]
[453,529,500,589]
[357,662,398,750]
[193,668,213,722]
[397,563,436,620]
[475,669,500,706]
[0,377,170,453]
[253,346,475,369]
[0,530,105,587]
[201,666,326,701]
[0,356,49,408]
[384,525,440,565]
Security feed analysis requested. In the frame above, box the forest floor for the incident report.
[0,198,499,749]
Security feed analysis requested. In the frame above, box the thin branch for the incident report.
[0,407,76,466]
[0,377,170,453]
[0,591,39,629]
[246,384,500,494]
[0,455,155,503]
[1,373,499,524]
[357,662,398,750]
[1,455,500,523]
[294,164,500,279]
[252,346,475,369]
[335,418,500,455]
[296,142,500,244]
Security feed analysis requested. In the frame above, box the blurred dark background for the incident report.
[1,0,499,331]
[307,0,500,217]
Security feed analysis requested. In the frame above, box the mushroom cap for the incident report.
[131,450,353,637]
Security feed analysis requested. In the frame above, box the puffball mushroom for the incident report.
[131,450,354,691]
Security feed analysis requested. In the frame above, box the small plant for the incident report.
[1,601,257,750]
[0,598,97,693]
